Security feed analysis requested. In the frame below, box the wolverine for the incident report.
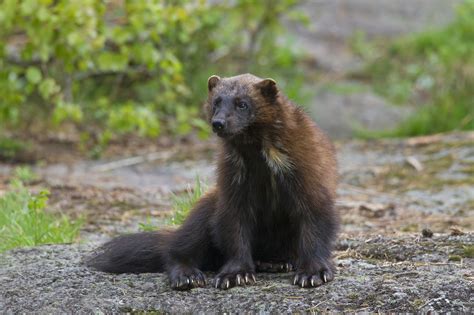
[87,73,339,290]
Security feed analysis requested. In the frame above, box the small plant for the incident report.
[168,176,207,226]
[463,245,474,258]
[0,175,82,252]
[137,176,207,232]
[350,30,377,60]
[13,166,38,183]
[138,216,158,232]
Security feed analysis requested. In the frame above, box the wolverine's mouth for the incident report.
[215,130,232,138]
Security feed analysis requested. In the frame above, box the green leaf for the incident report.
[97,52,129,71]
[38,78,60,99]
[26,67,42,84]
[53,101,83,125]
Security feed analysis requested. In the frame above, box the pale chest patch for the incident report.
[262,144,294,175]
[224,149,246,184]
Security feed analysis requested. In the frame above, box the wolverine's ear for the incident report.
[207,75,221,92]
[255,78,278,100]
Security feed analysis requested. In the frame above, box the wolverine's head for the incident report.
[205,73,279,138]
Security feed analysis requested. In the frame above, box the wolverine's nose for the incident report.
[212,119,225,132]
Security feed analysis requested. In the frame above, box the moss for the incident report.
[121,309,163,315]
[426,154,455,169]
[462,245,474,258]
[348,292,360,300]
[411,299,425,308]
[401,223,420,232]
[459,163,474,176]
[448,255,462,262]
[418,138,474,154]
[358,245,408,262]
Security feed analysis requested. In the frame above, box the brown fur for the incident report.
[87,73,339,290]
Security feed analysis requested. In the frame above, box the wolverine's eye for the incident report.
[213,97,221,110]
[236,101,248,110]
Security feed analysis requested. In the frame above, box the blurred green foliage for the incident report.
[13,165,38,183]
[359,0,474,137]
[0,137,31,161]
[0,0,305,149]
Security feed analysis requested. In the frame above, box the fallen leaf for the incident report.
[359,203,395,218]
[405,156,424,172]
[449,226,464,236]
[406,134,443,146]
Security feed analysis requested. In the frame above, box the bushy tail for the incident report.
[86,231,172,274]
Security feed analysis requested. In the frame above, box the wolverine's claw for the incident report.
[169,267,206,290]
[292,265,334,289]
[214,270,256,290]
[251,274,256,282]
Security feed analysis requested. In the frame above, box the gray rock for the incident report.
[310,90,412,138]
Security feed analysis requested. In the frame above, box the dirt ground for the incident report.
[1,132,473,313]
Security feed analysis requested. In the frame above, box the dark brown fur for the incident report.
[87,73,339,290]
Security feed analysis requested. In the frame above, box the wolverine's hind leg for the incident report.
[166,190,219,290]
[255,261,294,273]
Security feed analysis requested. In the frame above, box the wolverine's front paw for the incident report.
[169,265,206,291]
[292,260,335,288]
[215,271,256,289]
[215,261,256,289]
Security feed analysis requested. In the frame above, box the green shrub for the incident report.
[359,0,474,137]
[0,0,305,147]
[0,176,82,252]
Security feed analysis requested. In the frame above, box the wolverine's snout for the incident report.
[212,119,225,132]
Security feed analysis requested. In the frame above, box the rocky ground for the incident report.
[1,132,473,313]
[1,234,472,313]
[1,1,472,313]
